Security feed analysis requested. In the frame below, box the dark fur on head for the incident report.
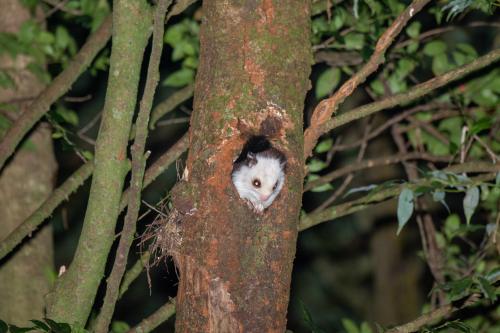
[233,136,286,171]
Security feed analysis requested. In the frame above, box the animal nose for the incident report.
[260,194,270,201]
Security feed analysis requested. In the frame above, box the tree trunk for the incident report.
[174,1,311,331]
[0,0,57,325]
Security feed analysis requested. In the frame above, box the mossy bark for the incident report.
[174,1,311,331]
[0,0,57,325]
[46,0,151,325]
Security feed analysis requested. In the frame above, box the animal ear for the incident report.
[246,152,258,167]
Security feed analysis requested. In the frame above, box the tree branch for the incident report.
[0,162,92,261]
[304,0,431,157]
[118,251,150,298]
[46,1,152,323]
[300,169,499,231]
[305,152,451,192]
[0,15,112,171]
[325,48,500,132]
[94,2,170,331]
[126,298,176,333]
[149,84,193,129]
[386,293,482,333]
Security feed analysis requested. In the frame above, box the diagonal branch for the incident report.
[304,152,452,192]
[300,167,499,231]
[386,293,482,333]
[304,0,431,157]
[0,15,112,171]
[126,298,176,333]
[0,162,93,260]
[325,48,500,132]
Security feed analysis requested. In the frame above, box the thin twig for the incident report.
[313,118,372,212]
[330,103,456,153]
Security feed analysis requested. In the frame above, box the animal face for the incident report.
[232,152,285,212]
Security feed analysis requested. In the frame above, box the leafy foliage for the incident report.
[0,319,86,333]
[163,18,200,87]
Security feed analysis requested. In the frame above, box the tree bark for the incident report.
[174,1,311,332]
[0,0,57,325]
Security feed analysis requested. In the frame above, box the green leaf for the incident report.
[55,26,71,50]
[307,158,328,172]
[30,320,49,332]
[476,276,497,302]
[81,150,93,161]
[406,41,419,54]
[360,322,373,333]
[344,33,364,50]
[447,277,473,301]
[307,174,334,193]
[163,68,195,87]
[8,325,33,333]
[397,188,414,235]
[315,138,334,153]
[55,106,79,126]
[395,58,416,80]
[486,267,500,283]
[19,20,38,43]
[38,31,55,45]
[52,131,63,139]
[369,79,385,96]
[423,40,447,56]
[342,318,360,333]
[432,53,450,75]
[364,0,382,15]
[316,68,341,99]
[21,0,39,10]
[444,214,460,239]
[470,118,492,136]
[456,43,477,57]
[164,23,186,46]
[182,56,199,69]
[311,183,335,193]
[110,321,130,333]
[0,320,7,333]
[332,8,347,30]
[406,21,421,38]
[432,190,449,212]
[463,186,479,224]
[44,319,71,333]
[172,40,197,61]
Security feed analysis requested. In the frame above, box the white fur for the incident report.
[232,153,285,212]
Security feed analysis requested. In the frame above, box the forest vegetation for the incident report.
[0,0,499,332]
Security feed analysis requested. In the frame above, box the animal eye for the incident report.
[252,179,261,188]
[272,182,278,190]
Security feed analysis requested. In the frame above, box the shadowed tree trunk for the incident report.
[173,1,311,331]
[0,0,57,325]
